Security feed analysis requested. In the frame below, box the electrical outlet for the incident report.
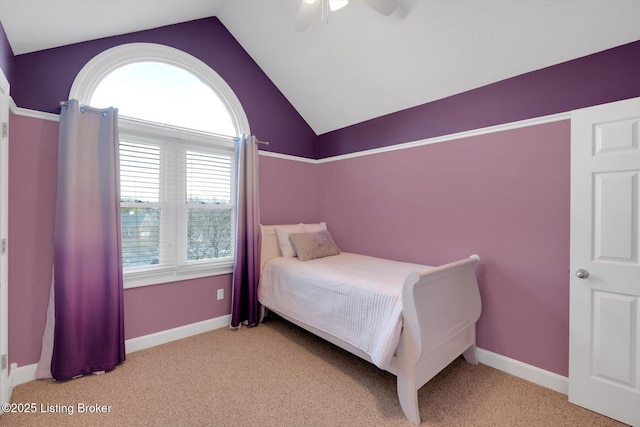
[217,289,224,300]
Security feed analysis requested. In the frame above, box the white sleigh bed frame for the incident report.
[258,225,482,424]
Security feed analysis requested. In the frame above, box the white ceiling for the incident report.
[1,0,639,135]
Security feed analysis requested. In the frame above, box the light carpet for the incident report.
[0,316,624,426]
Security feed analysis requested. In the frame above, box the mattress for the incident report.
[258,252,432,369]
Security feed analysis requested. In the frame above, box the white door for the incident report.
[569,97,640,426]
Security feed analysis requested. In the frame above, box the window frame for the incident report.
[118,118,237,288]
[69,43,250,289]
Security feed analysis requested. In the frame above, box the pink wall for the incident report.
[259,155,322,225]
[8,114,322,367]
[8,114,233,367]
[255,121,571,376]
[319,120,571,376]
[8,114,58,367]
[8,112,571,377]
[124,275,231,339]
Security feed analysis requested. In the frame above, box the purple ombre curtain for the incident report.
[37,99,125,380]
[230,135,261,328]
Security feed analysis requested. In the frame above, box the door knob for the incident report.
[576,269,589,279]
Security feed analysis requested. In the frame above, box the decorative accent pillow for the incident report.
[302,222,327,233]
[288,230,341,261]
[275,224,304,258]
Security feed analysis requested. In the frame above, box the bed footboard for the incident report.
[396,254,481,424]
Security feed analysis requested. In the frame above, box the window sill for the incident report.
[123,262,233,289]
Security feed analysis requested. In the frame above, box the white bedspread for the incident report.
[258,253,432,369]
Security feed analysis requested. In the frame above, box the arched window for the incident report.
[70,43,250,288]
[91,61,236,135]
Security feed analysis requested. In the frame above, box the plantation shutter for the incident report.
[119,140,163,268]
[182,146,234,262]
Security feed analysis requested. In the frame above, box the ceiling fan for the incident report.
[295,0,398,31]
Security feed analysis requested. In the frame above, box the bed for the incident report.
[258,224,482,424]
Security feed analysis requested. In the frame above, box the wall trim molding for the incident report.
[317,112,570,163]
[476,347,568,395]
[11,99,570,162]
[7,314,231,392]
[258,150,317,164]
[9,98,59,122]
[259,111,571,164]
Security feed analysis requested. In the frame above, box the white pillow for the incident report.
[275,224,304,258]
[302,222,327,233]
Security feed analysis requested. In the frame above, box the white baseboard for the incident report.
[8,362,37,398]
[7,314,231,391]
[7,322,567,401]
[125,315,231,354]
[476,347,568,395]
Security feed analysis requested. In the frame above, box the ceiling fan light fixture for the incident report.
[329,0,348,12]
[295,0,396,31]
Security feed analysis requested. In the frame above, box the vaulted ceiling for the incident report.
[1,0,639,135]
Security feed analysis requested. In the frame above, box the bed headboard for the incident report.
[259,224,292,272]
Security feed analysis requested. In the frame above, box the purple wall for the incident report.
[0,21,14,87]
[319,121,571,376]
[317,40,640,158]
[12,18,316,159]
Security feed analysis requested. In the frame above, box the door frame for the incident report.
[0,66,9,406]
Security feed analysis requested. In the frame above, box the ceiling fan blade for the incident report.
[295,0,321,32]
[363,0,398,16]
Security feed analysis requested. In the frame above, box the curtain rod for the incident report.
[60,101,270,145]
[59,101,111,117]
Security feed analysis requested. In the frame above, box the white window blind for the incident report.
[120,141,162,269]
[184,150,233,262]
[186,150,231,204]
[120,142,161,203]
[118,120,236,287]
